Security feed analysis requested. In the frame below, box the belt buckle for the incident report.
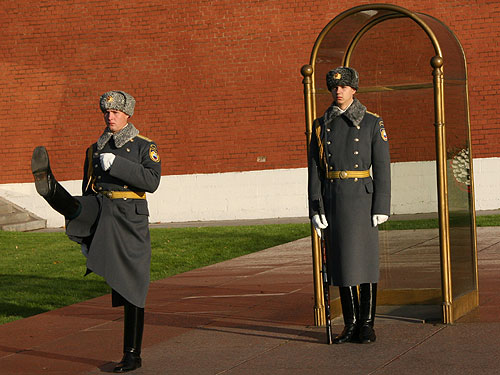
[339,171,348,179]
[106,192,113,199]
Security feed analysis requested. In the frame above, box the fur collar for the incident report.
[96,123,139,150]
[322,98,366,128]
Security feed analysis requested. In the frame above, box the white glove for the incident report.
[81,243,89,258]
[372,214,389,227]
[311,214,328,238]
[100,153,116,171]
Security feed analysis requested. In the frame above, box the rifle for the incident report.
[320,229,333,344]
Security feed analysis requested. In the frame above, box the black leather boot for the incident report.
[31,146,81,219]
[113,303,144,373]
[333,286,359,344]
[358,283,377,344]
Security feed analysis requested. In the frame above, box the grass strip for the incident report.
[378,214,500,230]
[0,224,310,325]
[1,214,499,325]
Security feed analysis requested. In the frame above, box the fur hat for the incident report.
[99,90,135,116]
[326,67,359,91]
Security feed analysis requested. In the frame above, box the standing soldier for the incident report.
[308,67,391,344]
[31,90,161,372]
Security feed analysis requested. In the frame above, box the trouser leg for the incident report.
[332,286,359,344]
[358,283,377,344]
[113,301,144,373]
[31,146,81,219]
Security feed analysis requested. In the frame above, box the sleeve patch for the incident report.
[380,128,388,142]
[149,144,160,162]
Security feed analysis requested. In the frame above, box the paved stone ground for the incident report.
[1,226,499,374]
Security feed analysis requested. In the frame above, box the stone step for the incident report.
[0,203,14,214]
[2,218,47,232]
[0,196,47,232]
[0,210,30,225]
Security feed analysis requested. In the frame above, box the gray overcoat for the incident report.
[66,123,161,308]
[308,99,391,286]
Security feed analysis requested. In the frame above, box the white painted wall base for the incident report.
[1,169,309,228]
[1,158,497,228]
[391,160,438,214]
[469,157,500,211]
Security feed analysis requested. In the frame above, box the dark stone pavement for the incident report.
[1,224,500,374]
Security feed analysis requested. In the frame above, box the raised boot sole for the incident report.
[31,146,51,197]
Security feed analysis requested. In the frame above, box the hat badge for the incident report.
[106,95,114,103]
[334,73,342,79]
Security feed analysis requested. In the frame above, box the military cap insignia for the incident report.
[380,128,388,141]
[334,73,341,79]
[149,144,160,162]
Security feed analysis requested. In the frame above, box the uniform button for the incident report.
[126,148,130,152]
[354,164,359,168]
[354,151,359,155]
[123,197,127,201]
[354,138,359,142]
[124,185,128,189]
[94,152,98,156]
[98,186,103,191]
[94,164,98,168]
[97,175,102,179]
[328,153,332,157]
[356,125,360,129]
[329,166,333,170]
[327,141,331,145]
[326,128,331,132]
[354,178,358,182]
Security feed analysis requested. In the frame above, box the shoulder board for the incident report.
[136,134,153,142]
[366,110,380,118]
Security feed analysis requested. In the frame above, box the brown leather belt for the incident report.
[326,170,370,179]
[100,191,146,200]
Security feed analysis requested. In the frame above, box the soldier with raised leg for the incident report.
[31,90,161,372]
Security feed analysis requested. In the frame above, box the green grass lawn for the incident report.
[1,214,498,326]
[378,214,499,230]
[0,224,311,325]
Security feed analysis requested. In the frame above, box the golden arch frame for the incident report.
[301,4,478,325]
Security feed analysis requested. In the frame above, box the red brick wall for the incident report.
[0,0,498,184]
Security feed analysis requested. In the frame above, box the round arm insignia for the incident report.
[380,128,388,141]
[149,144,160,162]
